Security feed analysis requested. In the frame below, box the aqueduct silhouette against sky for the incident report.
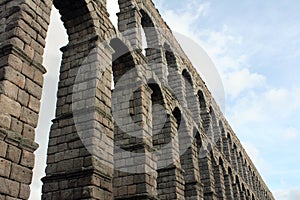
[0,0,274,199]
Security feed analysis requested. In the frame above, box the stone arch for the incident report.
[110,38,136,85]
[208,106,219,145]
[247,189,251,199]
[148,82,186,199]
[218,120,225,152]
[243,161,250,185]
[182,69,193,86]
[140,9,160,49]
[248,166,254,191]
[232,143,239,172]
[174,108,204,199]
[181,69,199,124]
[172,107,181,128]
[214,157,226,199]
[233,175,241,200]
[224,166,234,200]
[149,82,168,149]
[198,89,210,134]
[195,129,203,156]
[237,151,244,181]
[164,42,177,68]
[198,90,207,113]
[42,1,117,199]
[163,42,179,86]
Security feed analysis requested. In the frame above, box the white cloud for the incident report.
[274,188,300,200]
[153,0,211,38]
[155,2,269,106]
[224,68,266,98]
[228,87,300,128]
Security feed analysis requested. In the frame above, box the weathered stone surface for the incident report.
[20,107,39,127]
[0,94,21,118]
[20,150,35,168]
[0,177,19,197]
[10,163,33,184]
[0,140,8,157]
[0,158,11,177]
[6,144,21,163]
[19,183,31,199]
[0,113,11,129]
[0,0,274,200]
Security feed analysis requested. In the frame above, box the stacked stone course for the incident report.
[0,0,274,199]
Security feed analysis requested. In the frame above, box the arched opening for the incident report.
[247,189,251,198]
[208,106,218,144]
[182,69,199,121]
[164,43,177,68]
[198,90,207,113]
[218,120,225,152]
[232,143,238,171]
[224,166,234,200]
[224,133,233,163]
[164,42,178,85]
[173,107,182,130]
[149,82,168,150]
[140,9,159,50]
[110,38,135,88]
[195,130,202,157]
[234,175,241,196]
[198,90,209,132]
[182,69,193,91]
[237,152,244,178]
[212,156,226,199]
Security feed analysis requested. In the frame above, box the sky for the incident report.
[30,1,300,199]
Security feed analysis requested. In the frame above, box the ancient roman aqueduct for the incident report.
[0,0,275,199]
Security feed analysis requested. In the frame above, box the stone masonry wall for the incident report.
[0,0,274,199]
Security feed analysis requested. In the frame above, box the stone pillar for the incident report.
[200,154,217,200]
[182,70,199,123]
[179,121,203,200]
[232,182,241,200]
[224,173,234,200]
[231,147,238,172]
[42,38,115,199]
[154,114,185,200]
[182,147,204,200]
[146,47,168,85]
[243,164,249,185]
[42,0,116,199]
[0,0,51,199]
[118,4,142,50]
[213,164,226,199]
[201,108,211,141]
[167,66,186,107]
[237,155,244,182]
[223,137,231,163]
[240,189,246,200]
[113,85,157,200]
